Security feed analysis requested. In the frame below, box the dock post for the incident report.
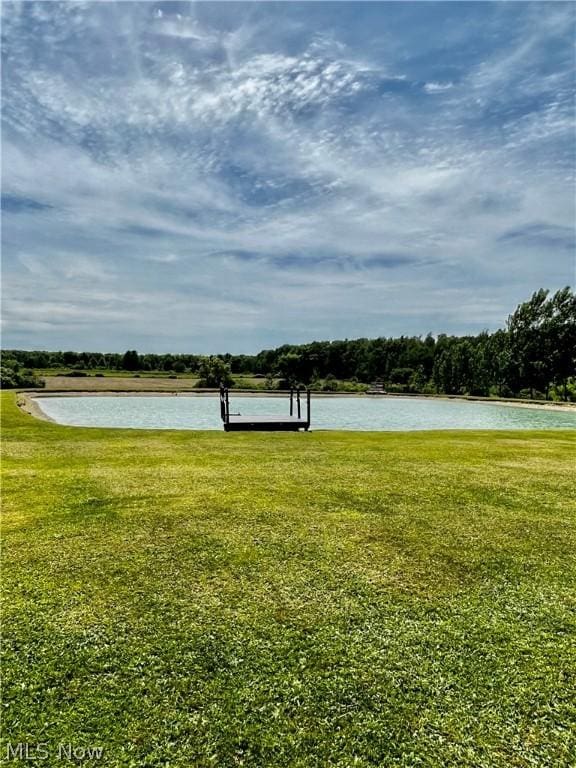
[225,388,229,425]
[297,387,301,419]
[290,388,294,416]
[219,384,226,421]
[307,388,311,428]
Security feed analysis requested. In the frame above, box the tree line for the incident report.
[2,287,575,400]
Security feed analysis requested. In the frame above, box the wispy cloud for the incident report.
[423,82,454,94]
[1,1,574,352]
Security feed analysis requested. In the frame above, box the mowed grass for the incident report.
[1,391,575,767]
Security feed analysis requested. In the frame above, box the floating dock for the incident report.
[219,386,310,431]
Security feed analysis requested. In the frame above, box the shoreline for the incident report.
[19,389,576,416]
[17,393,56,423]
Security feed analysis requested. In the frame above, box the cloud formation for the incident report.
[1,1,574,352]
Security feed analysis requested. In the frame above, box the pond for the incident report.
[34,395,576,431]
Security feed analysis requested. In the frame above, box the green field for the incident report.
[2,391,575,767]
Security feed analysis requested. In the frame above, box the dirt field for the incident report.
[41,376,201,392]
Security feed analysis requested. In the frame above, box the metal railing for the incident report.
[289,387,311,422]
[219,384,311,428]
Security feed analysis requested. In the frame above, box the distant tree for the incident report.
[162,355,175,372]
[276,353,302,386]
[121,350,140,371]
[468,333,492,396]
[26,351,49,369]
[432,348,454,394]
[409,365,427,393]
[484,330,511,397]
[452,340,473,395]
[173,360,186,374]
[197,356,233,388]
[63,351,78,366]
[548,287,576,400]
[507,289,553,398]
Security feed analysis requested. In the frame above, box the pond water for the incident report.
[34,395,576,431]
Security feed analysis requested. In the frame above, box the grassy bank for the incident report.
[2,391,575,767]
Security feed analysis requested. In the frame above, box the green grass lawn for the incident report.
[2,391,575,767]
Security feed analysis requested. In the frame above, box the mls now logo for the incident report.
[4,743,104,761]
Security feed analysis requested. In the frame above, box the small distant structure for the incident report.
[366,379,387,395]
[219,385,311,432]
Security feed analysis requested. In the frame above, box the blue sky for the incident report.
[2,1,574,354]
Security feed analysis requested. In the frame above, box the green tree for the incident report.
[121,350,140,371]
[486,330,511,397]
[409,365,427,393]
[63,351,78,367]
[432,348,455,394]
[548,287,576,400]
[173,360,186,374]
[276,353,302,387]
[197,356,233,388]
[507,289,552,398]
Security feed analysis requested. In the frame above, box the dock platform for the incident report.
[219,387,310,432]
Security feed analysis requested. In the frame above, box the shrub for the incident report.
[0,366,45,389]
[387,383,408,393]
[341,381,370,393]
[389,368,414,386]
[0,367,18,389]
[550,379,576,402]
[518,388,546,400]
[322,374,338,392]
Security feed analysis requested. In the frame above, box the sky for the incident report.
[1,1,575,354]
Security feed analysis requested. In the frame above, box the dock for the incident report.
[219,386,311,431]
[366,379,387,395]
